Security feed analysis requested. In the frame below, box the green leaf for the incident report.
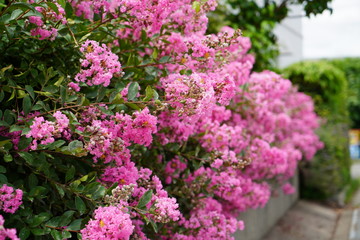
[60,85,67,105]
[150,219,158,233]
[125,102,141,110]
[25,85,35,99]
[59,211,76,226]
[50,230,62,240]
[65,165,75,183]
[0,165,6,173]
[19,227,31,240]
[0,174,7,183]
[18,152,35,165]
[28,173,38,189]
[31,228,47,236]
[7,2,38,15]
[75,197,86,215]
[143,85,154,101]
[29,186,47,198]
[66,219,82,231]
[54,184,65,198]
[65,2,73,18]
[0,121,9,127]
[28,214,49,228]
[4,154,12,162]
[4,109,14,125]
[62,231,71,239]
[18,136,32,150]
[0,91,4,102]
[46,2,59,14]
[46,216,62,228]
[137,190,153,209]
[159,56,171,63]
[127,82,139,101]
[22,95,32,115]
[9,125,22,133]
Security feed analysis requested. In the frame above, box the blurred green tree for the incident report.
[208,0,333,71]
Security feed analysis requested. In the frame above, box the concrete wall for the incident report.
[234,171,299,240]
[273,4,303,68]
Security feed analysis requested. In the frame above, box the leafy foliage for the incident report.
[207,0,333,71]
[284,60,351,200]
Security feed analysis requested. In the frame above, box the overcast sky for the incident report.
[302,0,360,59]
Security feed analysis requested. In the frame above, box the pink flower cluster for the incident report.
[80,206,134,240]
[73,40,123,90]
[0,185,23,214]
[83,168,180,238]
[78,107,157,166]
[26,111,69,150]
[0,215,19,240]
[28,1,67,41]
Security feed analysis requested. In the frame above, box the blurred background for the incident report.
[208,0,360,204]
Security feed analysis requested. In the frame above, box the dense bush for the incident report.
[0,1,322,239]
[284,61,351,200]
[330,58,360,128]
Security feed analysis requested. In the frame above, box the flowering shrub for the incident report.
[0,0,322,239]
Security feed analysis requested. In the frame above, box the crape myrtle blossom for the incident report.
[28,0,67,41]
[0,185,23,214]
[5,0,324,239]
[73,40,123,89]
[0,215,19,240]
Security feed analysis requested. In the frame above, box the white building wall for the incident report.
[273,4,303,68]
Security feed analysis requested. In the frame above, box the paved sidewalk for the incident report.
[262,200,349,240]
[263,161,360,240]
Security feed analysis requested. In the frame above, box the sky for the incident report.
[302,0,360,59]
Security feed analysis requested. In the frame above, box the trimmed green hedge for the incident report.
[284,60,351,200]
[330,58,360,128]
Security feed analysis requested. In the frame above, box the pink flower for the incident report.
[0,215,19,240]
[0,185,23,214]
[81,206,134,240]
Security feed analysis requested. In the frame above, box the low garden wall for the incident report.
[234,171,299,240]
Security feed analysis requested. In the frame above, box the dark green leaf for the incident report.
[50,230,62,240]
[75,197,86,215]
[9,125,22,133]
[65,2,73,18]
[65,165,75,183]
[60,85,67,105]
[31,228,47,236]
[137,190,153,209]
[62,231,71,239]
[18,152,35,165]
[22,95,32,116]
[19,227,31,240]
[159,56,171,63]
[25,85,35,99]
[46,217,62,228]
[18,136,32,150]
[66,219,82,231]
[28,173,38,189]
[59,211,76,226]
[0,165,6,173]
[0,121,9,127]
[127,82,139,101]
[29,186,47,198]
[46,2,59,14]
[0,91,4,102]
[150,219,158,233]
[0,174,7,183]
[4,154,12,162]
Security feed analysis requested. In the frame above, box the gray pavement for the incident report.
[263,161,360,240]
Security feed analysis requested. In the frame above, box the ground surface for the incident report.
[263,161,360,240]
